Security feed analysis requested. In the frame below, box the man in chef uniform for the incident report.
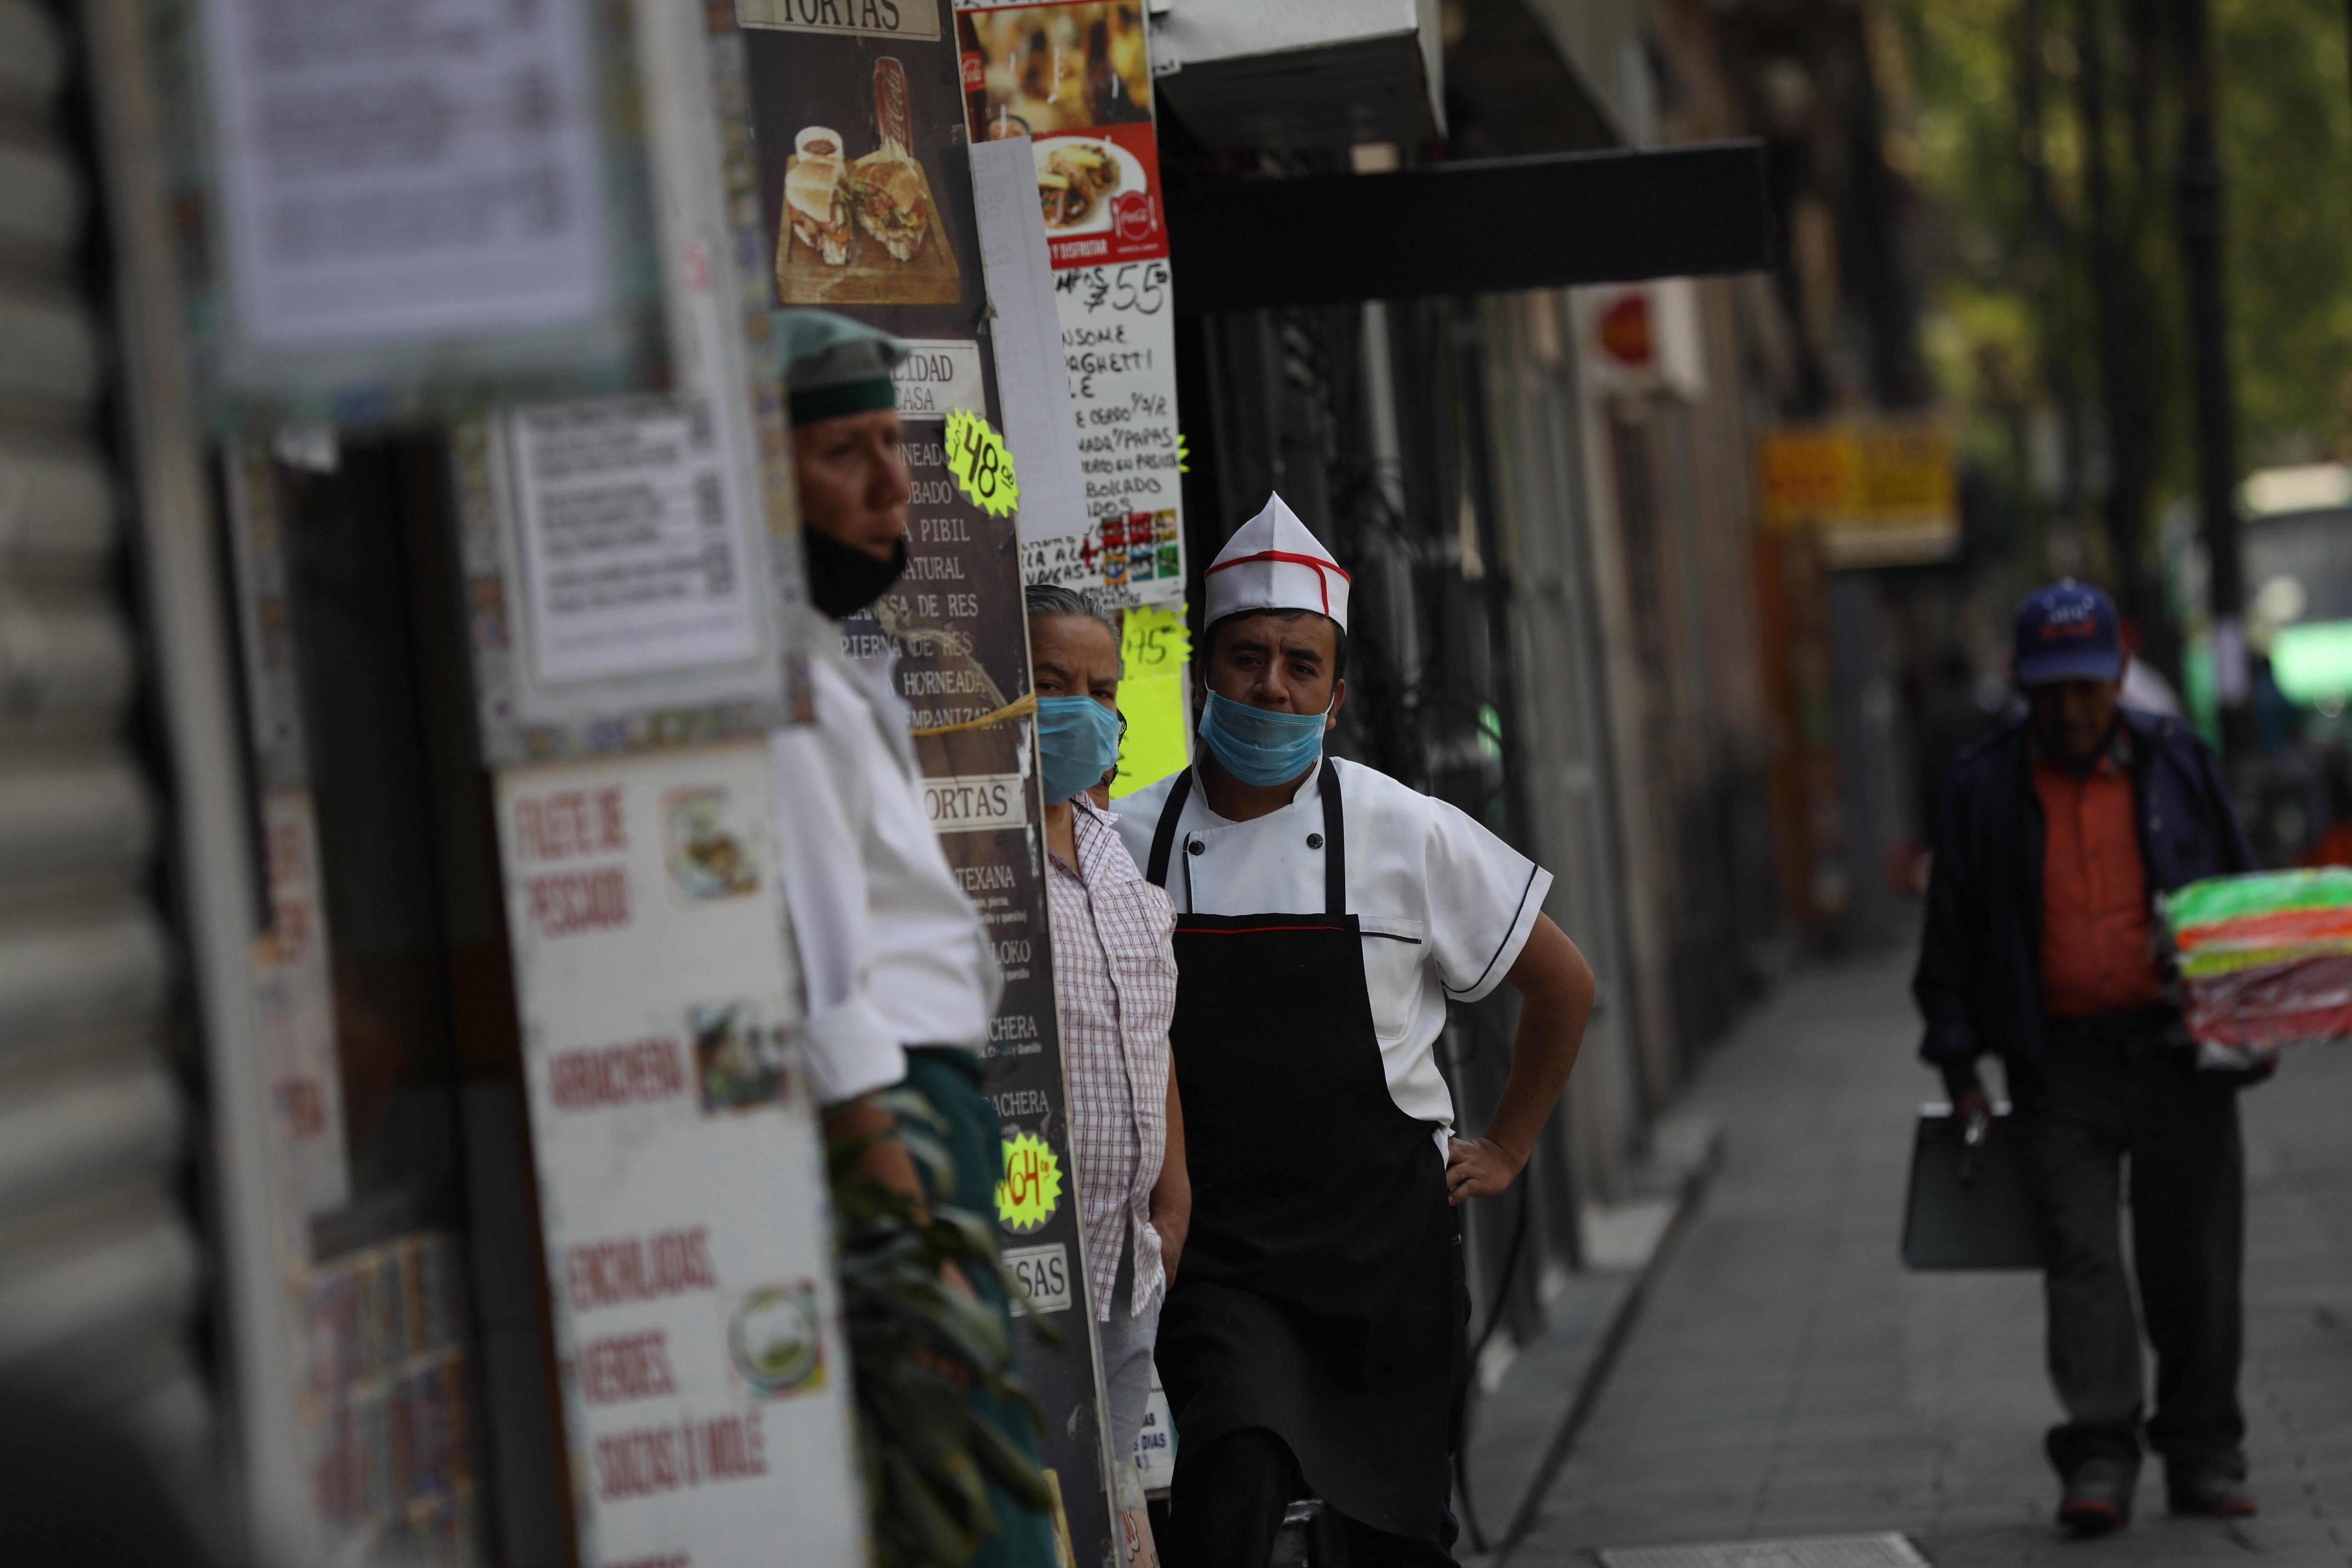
[1110,495,1597,1567]
[764,309,1054,1568]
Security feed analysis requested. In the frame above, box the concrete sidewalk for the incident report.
[1506,950,2352,1567]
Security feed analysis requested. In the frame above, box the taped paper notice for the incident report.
[1111,605,1189,799]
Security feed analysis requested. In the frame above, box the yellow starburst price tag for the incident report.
[995,1131,1063,1233]
[944,408,1019,518]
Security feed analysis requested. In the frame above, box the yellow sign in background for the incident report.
[1756,417,1957,568]
[1111,606,1191,799]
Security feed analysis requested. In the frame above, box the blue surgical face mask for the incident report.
[1196,689,1329,787]
[1037,696,1123,804]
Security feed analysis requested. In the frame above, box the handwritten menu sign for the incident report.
[955,1,1185,607]
[495,745,863,1567]
[716,2,1118,1561]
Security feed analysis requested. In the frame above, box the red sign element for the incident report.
[595,1412,768,1500]
[566,1226,717,1312]
[513,787,627,862]
[1112,191,1153,244]
[1597,291,1655,368]
[580,1329,680,1405]
[527,868,630,937]
[960,50,985,93]
[1037,123,1168,270]
[550,1037,687,1110]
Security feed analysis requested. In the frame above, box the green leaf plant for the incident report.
[828,1089,1059,1567]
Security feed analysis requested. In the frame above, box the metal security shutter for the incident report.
[0,0,203,1446]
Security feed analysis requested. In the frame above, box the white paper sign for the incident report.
[198,0,611,350]
[510,397,764,686]
[893,339,987,423]
[1058,264,1182,526]
[922,771,1030,833]
[970,137,1094,552]
[496,745,862,1568]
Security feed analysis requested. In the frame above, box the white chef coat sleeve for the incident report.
[1424,798,1555,1005]
[768,708,908,1108]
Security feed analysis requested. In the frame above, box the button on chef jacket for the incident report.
[1109,755,1552,1152]
[769,638,1003,1105]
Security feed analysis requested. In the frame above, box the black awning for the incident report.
[1167,141,1772,315]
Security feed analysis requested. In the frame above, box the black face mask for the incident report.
[802,529,908,620]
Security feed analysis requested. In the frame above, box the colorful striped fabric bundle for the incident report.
[2160,869,2352,1061]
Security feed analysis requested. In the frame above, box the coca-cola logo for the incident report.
[1112,191,1154,243]
[873,57,911,149]
[961,51,985,92]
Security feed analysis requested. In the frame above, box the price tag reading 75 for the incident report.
[944,408,1019,518]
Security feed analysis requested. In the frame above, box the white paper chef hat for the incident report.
[1203,493,1351,632]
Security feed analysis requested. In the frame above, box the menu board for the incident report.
[716,1,1119,1561]
[955,2,1185,607]
[494,745,863,1567]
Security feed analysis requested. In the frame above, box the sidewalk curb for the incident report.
[1485,1118,1725,1564]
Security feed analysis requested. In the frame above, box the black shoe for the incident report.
[2058,1458,2137,1536]
[2168,1466,2257,1517]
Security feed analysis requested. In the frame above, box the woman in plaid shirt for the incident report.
[1026,585,1188,1559]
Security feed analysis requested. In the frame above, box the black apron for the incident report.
[1145,764,1457,1542]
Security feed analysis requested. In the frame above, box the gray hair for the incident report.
[1024,582,1122,643]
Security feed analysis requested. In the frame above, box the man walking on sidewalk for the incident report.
[1913,580,2264,1536]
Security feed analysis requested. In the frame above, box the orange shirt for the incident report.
[2034,747,2164,1018]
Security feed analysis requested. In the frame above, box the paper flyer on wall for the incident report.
[494,745,863,1566]
[151,0,669,429]
[956,1,1185,608]
[454,0,808,765]
[714,1,1120,1562]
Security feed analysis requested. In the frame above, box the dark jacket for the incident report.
[1912,708,2256,1102]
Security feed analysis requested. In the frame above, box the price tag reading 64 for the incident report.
[944,408,1019,518]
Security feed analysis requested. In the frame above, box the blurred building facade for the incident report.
[1161,0,1938,1381]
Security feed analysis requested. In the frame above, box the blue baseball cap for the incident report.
[2013,580,2125,686]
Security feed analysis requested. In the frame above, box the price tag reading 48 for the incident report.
[944,408,1019,518]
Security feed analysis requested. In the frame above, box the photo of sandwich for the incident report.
[846,151,932,264]
[755,44,962,306]
[784,154,851,267]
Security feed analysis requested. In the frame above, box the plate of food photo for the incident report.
[1034,136,1145,235]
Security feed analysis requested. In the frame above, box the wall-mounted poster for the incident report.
[495,744,864,1567]
[954,2,1186,608]
[714,2,1119,1563]
[146,0,670,431]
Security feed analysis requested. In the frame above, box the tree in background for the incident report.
[1888,0,2352,673]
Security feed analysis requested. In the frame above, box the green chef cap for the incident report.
[773,309,907,426]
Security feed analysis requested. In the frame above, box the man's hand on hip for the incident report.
[1446,1136,1525,1205]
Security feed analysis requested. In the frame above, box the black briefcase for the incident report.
[1900,1104,2046,1270]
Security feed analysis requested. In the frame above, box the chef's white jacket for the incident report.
[1109,757,1552,1144]
[769,637,1001,1105]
